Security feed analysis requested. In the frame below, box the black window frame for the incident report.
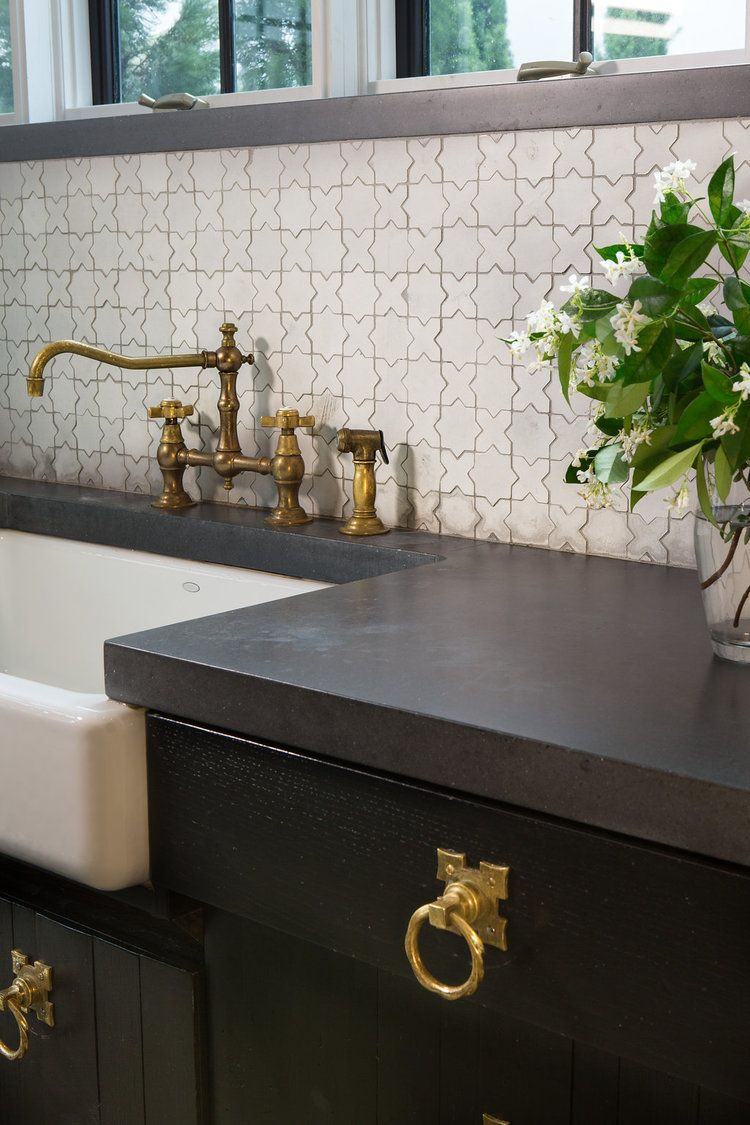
[89,0,241,105]
[395,0,596,79]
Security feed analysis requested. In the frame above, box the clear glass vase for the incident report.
[694,478,750,663]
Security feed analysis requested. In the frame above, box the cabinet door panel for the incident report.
[0,867,205,1125]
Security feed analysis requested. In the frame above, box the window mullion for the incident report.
[88,0,119,104]
[395,0,429,79]
[574,0,593,58]
[219,0,236,94]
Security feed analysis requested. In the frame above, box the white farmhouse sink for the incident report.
[0,530,329,891]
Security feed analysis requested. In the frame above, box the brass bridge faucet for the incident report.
[27,323,314,526]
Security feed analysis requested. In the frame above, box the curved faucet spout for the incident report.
[27,340,211,397]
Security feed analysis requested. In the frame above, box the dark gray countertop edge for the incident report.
[104,643,750,868]
[2,64,747,163]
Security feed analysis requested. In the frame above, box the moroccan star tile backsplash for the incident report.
[1,116,748,564]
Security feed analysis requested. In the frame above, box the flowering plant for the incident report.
[506,155,750,523]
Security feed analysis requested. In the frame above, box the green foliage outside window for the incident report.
[0,0,13,115]
[599,5,670,61]
[235,1,312,92]
[429,0,513,76]
[118,0,311,104]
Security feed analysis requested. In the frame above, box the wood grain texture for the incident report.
[94,940,145,1125]
[147,714,750,1101]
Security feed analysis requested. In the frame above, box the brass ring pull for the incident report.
[404,849,510,1002]
[405,890,486,1000]
[0,952,54,1062]
[0,986,30,1061]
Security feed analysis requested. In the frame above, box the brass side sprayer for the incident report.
[337,428,389,536]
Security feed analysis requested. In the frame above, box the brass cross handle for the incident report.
[260,408,315,432]
[0,951,54,1062]
[147,398,195,422]
[405,849,509,1001]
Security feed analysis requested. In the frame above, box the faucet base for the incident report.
[151,491,196,511]
[340,514,389,536]
[264,506,312,528]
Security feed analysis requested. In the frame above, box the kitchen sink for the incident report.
[0,530,329,890]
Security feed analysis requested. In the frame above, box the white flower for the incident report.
[557,311,580,338]
[571,448,588,468]
[710,407,740,439]
[738,200,750,214]
[507,330,531,357]
[602,250,645,285]
[653,159,697,204]
[732,363,750,400]
[526,299,557,334]
[578,479,613,509]
[703,339,726,366]
[667,481,691,510]
[697,299,718,317]
[610,299,649,356]
[621,422,653,463]
[560,273,591,295]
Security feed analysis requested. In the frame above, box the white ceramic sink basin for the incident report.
[0,530,329,890]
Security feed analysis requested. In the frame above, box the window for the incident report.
[394,0,747,79]
[89,0,313,105]
[592,0,745,64]
[0,0,13,114]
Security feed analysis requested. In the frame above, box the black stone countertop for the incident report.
[3,476,748,866]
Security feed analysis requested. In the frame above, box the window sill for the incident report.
[1,63,749,164]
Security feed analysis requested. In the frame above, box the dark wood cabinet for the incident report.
[0,864,205,1125]
[146,713,750,1124]
[1,710,748,1124]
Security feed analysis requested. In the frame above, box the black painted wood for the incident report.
[205,909,378,1123]
[147,714,750,1102]
[141,957,205,1125]
[0,861,205,1125]
[204,911,739,1125]
[94,941,146,1124]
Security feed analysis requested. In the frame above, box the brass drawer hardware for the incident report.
[0,951,54,1062]
[483,1116,510,1124]
[337,428,389,536]
[405,848,509,1001]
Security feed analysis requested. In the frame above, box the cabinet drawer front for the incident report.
[147,714,750,1101]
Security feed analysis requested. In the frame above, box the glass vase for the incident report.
[694,478,750,664]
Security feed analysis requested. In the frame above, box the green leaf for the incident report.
[661,230,718,288]
[662,342,703,391]
[620,321,675,385]
[708,155,735,227]
[696,451,720,529]
[660,192,691,225]
[701,361,738,404]
[595,415,624,437]
[557,332,574,403]
[593,444,629,485]
[576,289,620,323]
[672,390,718,445]
[715,442,733,501]
[682,277,718,306]
[628,275,680,317]
[604,380,650,418]
[595,242,644,262]
[636,440,704,493]
[722,276,750,335]
[643,222,704,278]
